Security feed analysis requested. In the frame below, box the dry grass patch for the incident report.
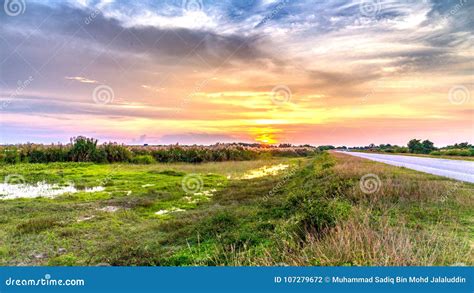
[331,152,471,204]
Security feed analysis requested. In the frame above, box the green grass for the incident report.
[0,153,472,266]
[0,158,298,265]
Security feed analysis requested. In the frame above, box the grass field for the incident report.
[0,152,472,266]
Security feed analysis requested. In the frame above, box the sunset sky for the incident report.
[0,0,473,146]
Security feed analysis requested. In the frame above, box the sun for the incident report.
[255,133,278,145]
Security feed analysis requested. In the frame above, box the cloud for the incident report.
[131,134,148,144]
[158,132,240,145]
[65,76,98,83]
[0,0,472,145]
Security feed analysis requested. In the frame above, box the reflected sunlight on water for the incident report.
[0,182,105,200]
[237,164,289,179]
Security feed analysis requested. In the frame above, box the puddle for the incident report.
[98,206,121,213]
[193,188,217,197]
[0,182,105,200]
[183,188,217,204]
[77,215,95,222]
[155,207,185,216]
[155,210,169,215]
[182,196,197,203]
[237,164,289,179]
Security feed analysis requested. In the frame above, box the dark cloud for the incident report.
[0,1,263,88]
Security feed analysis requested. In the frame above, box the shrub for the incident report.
[44,145,69,162]
[430,149,473,157]
[13,144,69,163]
[101,143,132,163]
[408,139,435,154]
[446,149,470,156]
[1,147,20,164]
[394,147,409,153]
[28,149,46,163]
[198,212,238,238]
[92,148,108,163]
[285,197,351,237]
[17,217,58,234]
[131,155,156,164]
[0,137,318,164]
[48,253,78,266]
[69,136,98,162]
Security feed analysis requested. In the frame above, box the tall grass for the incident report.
[0,137,318,164]
[217,212,469,266]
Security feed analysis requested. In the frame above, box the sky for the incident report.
[0,0,473,146]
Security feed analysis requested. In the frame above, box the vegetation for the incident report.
[0,152,471,266]
[430,143,474,157]
[0,136,318,165]
[350,140,473,158]
[407,139,435,154]
[431,149,474,157]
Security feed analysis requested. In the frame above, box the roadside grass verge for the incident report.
[167,152,473,266]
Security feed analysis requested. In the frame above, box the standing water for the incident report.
[0,181,105,200]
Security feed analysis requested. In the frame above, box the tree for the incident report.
[407,139,423,154]
[421,140,435,154]
[69,136,98,162]
[448,142,471,149]
[318,145,335,151]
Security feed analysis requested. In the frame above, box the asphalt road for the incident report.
[337,151,474,183]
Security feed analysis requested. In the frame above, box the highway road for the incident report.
[338,152,474,183]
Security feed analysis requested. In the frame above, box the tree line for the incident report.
[0,136,318,164]
[347,140,473,156]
